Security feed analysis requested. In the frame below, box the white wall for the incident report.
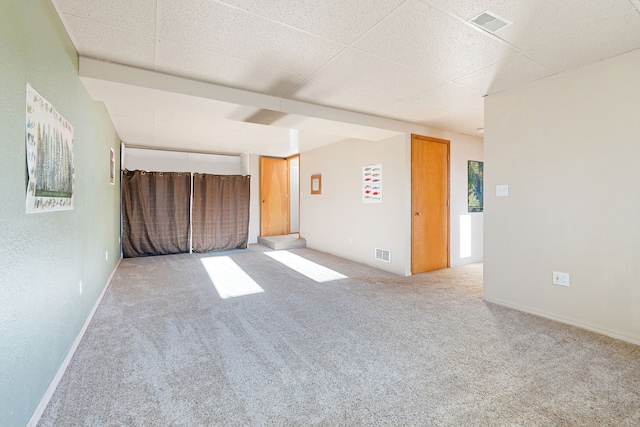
[247,154,261,244]
[301,129,483,276]
[124,146,242,175]
[301,135,409,275]
[289,156,300,233]
[483,48,640,345]
[450,136,484,267]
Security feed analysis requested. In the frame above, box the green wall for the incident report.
[0,1,121,425]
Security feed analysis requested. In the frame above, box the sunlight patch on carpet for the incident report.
[265,251,348,283]
[201,256,264,299]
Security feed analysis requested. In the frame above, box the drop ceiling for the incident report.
[51,0,640,156]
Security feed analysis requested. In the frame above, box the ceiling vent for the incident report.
[469,10,512,34]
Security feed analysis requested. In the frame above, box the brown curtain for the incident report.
[122,170,191,257]
[192,174,250,253]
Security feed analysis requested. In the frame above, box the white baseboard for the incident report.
[27,259,122,427]
[450,258,483,268]
[482,296,640,347]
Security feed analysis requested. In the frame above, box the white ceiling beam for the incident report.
[79,57,405,142]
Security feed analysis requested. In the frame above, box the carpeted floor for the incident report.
[38,247,640,426]
[209,247,254,257]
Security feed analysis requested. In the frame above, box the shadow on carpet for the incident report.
[209,247,253,257]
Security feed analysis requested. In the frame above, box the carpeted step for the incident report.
[257,234,307,250]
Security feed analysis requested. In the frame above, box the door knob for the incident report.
[415,212,421,216]
[262,200,266,203]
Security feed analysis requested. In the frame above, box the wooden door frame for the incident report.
[286,154,300,234]
[411,134,450,273]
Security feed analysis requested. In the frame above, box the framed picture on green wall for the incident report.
[110,148,115,185]
[25,84,74,213]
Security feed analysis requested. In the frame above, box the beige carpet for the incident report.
[38,247,640,426]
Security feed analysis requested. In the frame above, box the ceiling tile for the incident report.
[497,1,638,52]
[310,48,446,100]
[287,79,393,116]
[455,53,556,95]
[56,0,640,154]
[424,0,638,51]
[382,100,458,124]
[158,0,344,76]
[464,108,485,122]
[526,11,640,72]
[410,83,485,117]
[53,0,157,36]
[429,115,485,137]
[219,0,405,44]
[155,41,306,97]
[353,0,514,80]
[61,15,155,69]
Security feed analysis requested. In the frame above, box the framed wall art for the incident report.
[310,174,321,194]
[25,83,74,213]
[468,160,483,212]
[363,163,382,203]
[110,148,115,185]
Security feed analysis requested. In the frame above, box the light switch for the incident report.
[496,185,509,197]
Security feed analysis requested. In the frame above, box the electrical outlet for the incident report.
[78,280,83,295]
[106,250,109,261]
[553,271,570,287]
[348,236,352,243]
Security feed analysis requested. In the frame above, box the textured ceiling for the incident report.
[51,0,640,156]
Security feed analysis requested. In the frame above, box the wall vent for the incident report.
[469,10,512,34]
[375,248,391,263]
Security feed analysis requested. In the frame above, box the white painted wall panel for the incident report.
[123,147,242,174]
[484,48,640,344]
[300,128,483,276]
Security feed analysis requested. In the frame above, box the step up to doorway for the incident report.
[258,234,307,250]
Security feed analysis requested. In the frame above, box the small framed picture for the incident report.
[310,174,321,194]
[110,148,115,185]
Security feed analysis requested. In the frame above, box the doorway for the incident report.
[260,157,288,237]
[260,155,300,237]
[411,134,450,274]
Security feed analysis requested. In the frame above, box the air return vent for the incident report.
[469,10,512,34]
[375,248,391,263]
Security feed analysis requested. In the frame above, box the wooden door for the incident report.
[260,157,289,236]
[411,134,450,273]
